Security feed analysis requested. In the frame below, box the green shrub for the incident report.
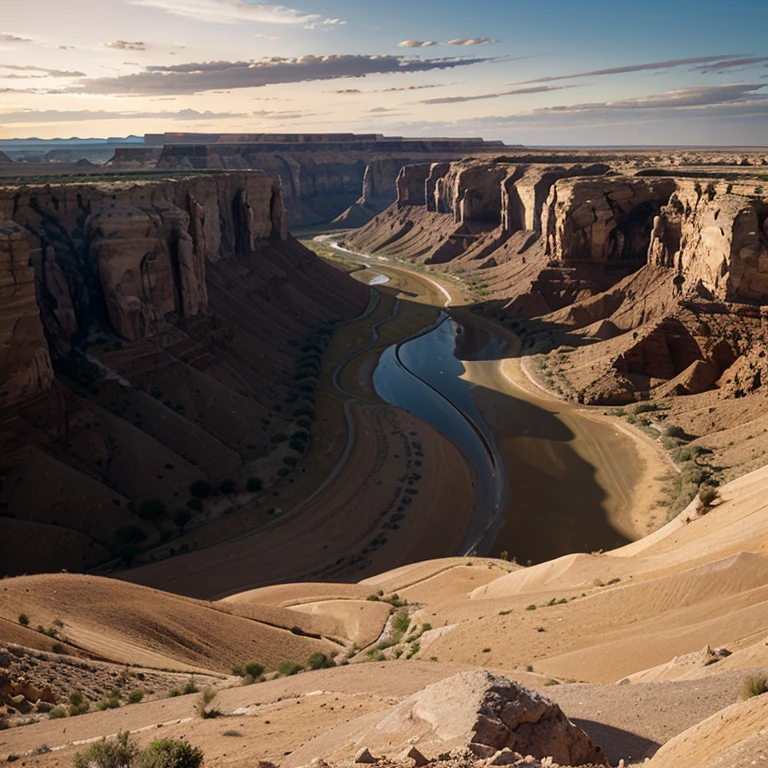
[195,689,219,719]
[140,739,203,768]
[244,661,264,678]
[276,660,304,677]
[664,425,686,439]
[526,604,537,611]
[137,500,167,524]
[740,674,768,699]
[18,613,29,627]
[173,509,192,531]
[48,706,66,719]
[219,479,236,494]
[391,609,410,635]
[699,485,720,507]
[73,731,137,768]
[98,697,121,711]
[181,678,198,695]
[189,480,214,499]
[68,690,90,717]
[306,652,335,671]
[127,689,145,704]
[246,477,262,493]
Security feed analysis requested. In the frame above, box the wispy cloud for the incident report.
[103,40,146,51]
[515,55,742,84]
[399,37,499,48]
[0,32,32,43]
[124,0,344,27]
[690,56,768,74]
[330,83,450,94]
[0,107,244,124]
[0,64,86,77]
[64,53,498,95]
[421,84,579,104]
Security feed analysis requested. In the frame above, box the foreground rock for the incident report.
[288,671,607,767]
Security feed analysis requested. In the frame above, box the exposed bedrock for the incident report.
[648,179,768,303]
[0,218,54,409]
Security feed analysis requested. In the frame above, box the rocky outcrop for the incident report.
[648,180,768,303]
[0,218,54,409]
[287,671,607,767]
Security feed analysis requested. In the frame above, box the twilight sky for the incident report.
[1,0,767,145]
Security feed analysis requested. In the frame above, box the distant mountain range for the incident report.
[0,135,144,147]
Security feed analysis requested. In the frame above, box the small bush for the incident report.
[699,485,720,507]
[68,690,90,717]
[391,609,410,635]
[98,697,121,711]
[73,731,137,768]
[173,508,192,531]
[195,689,219,719]
[219,479,236,494]
[18,613,29,627]
[182,678,198,695]
[664,425,686,439]
[127,689,145,704]
[276,660,304,677]
[246,477,263,493]
[740,674,768,699]
[189,480,214,499]
[48,706,66,719]
[306,652,335,671]
[526,604,537,611]
[244,661,264,679]
[140,739,203,768]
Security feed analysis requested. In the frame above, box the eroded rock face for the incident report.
[545,178,676,263]
[0,218,54,408]
[648,180,768,303]
[0,172,286,349]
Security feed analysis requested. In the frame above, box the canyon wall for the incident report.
[352,156,768,404]
[0,171,367,575]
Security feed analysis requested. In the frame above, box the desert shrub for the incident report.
[276,660,304,677]
[68,690,90,717]
[189,480,213,499]
[136,500,167,525]
[173,509,192,532]
[98,696,121,711]
[73,731,137,768]
[182,678,198,695]
[699,485,720,507]
[664,424,686,439]
[391,609,410,635]
[195,689,219,719]
[740,674,768,699]
[48,706,66,719]
[219,479,236,494]
[306,652,335,671]
[140,739,203,768]
[127,689,145,704]
[243,661,264,678]
[634,402,658,414]
[18,613,29,626]
[246,477,262,493]
[526,604,537,611]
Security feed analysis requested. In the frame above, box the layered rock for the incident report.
[0,218,54,409]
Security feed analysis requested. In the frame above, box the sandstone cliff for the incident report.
[351,155,768,405]
[0,171,367,576]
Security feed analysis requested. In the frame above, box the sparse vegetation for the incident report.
[140,739,203,768]
[276,660,304,677]
[127,689,145,704]
[740,674,768,699]
[195,689,219,719]
[68,690,90,717]
[307,652,335,670]
[98,696,121,710]
[17,613,29,626]
[73,731,137,768]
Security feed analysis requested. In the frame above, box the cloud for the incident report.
[103,40,146,51]
[399,37,499,48]
[64,53,498,95]
[124,0,344,27]
[0,64,86,77]
[330,83,449,94]
[690,56,768,74]
[0,32,32,43]
[0,107,245,124]
[515,55,742,84]
[421,84,579,105]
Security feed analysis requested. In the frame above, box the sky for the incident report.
[1,0,767,145]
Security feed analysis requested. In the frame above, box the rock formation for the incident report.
[0,171,367,576]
